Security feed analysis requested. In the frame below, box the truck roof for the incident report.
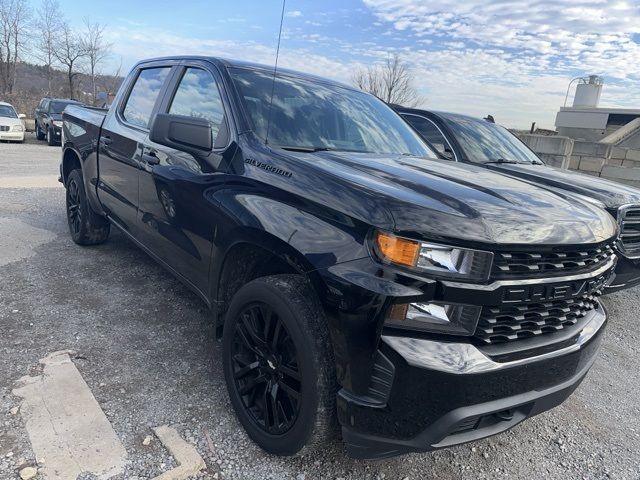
[136,55,359,93]
[394,106,481,123]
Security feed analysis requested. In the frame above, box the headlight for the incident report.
[11,124,24,132]
[387,302,481,335]
[53,121,63,127]
[373,231,494,281]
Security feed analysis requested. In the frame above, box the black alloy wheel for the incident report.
[222,275,337,456]
[67,175,82,236]
[65,169,110,245]
[231,303,302,435]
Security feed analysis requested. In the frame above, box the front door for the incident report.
[137,64,231,295]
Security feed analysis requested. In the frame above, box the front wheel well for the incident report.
[62,149,82,186]
[215,241,319,331]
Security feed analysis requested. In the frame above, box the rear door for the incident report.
[137,61,233,295]
[97,64,174,235]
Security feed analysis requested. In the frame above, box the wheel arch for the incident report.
[210,228,328,332]
[61,147,82,186]
[61,145,105,216]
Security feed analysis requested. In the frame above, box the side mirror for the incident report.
[18,114,26,119]
[150,113,212,154]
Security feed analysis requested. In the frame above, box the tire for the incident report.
[46,127,56,146]
[222,274,337,456]
[65,169,110,245]
[35,122,45,141]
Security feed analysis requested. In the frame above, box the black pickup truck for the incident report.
[394,107,640,292]
[61,56,618,459]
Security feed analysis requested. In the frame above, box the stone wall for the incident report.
[518,134,573,168]
[519,133,640,188]
[568,141,611,176]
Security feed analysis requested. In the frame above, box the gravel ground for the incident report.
[1,134,639,479]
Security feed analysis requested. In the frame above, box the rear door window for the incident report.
[122,67,171,129]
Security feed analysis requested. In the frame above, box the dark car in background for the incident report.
[395,107,640,292]
[34,97,82,145]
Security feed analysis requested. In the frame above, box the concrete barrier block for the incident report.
[519,134,573,156]
[578,156,606,172]
[611,146,628,159]
[569,155,580,170]
[625,149,640,161]
[622,159,640,169]
[601,165,640,181]
[608,158,623,166]
[573,141,611,157]
[538,153,567,168]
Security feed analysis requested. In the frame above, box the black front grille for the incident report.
[491,243,614,279]
[620,206,640,257]
[0,125,9,132]
[474,291,600,345]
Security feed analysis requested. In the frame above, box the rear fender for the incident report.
[61,145,104,216]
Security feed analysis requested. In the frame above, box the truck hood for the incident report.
[305,151,618,246]
[487,163,640,210]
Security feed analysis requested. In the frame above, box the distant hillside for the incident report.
[0,61,123,117]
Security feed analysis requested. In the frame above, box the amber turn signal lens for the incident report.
[375,232,420,267]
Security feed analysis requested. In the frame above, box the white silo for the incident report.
[573,75,603,108]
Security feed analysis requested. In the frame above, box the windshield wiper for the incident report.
[275,145,377,154]
[483,158,523,165]
[275,145,337,153]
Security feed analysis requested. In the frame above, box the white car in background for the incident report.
[0,102,26,142]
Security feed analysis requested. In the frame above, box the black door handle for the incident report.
[142,151,160,165]
[101,135,112,146]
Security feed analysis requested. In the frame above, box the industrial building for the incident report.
[555,75,640,149]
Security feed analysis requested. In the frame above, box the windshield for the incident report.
[0,105,17,118]
[229,68,435,157]
[50,101,76,114]
[442,115,542,164]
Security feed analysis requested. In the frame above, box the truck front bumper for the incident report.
[51,125,62,142]
[337,306,606,459]
[606,254,640,293]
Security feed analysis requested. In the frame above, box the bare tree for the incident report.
[95,55,122,104]
[81,17,111,105]
[352,53,423,107]
[54,24,87,99]
[0,0,32,94]
[34,0,63,94]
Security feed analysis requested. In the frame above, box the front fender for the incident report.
[212,188,371,271]
[210,186,416,395]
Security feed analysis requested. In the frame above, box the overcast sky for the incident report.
[56,0,640,129]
